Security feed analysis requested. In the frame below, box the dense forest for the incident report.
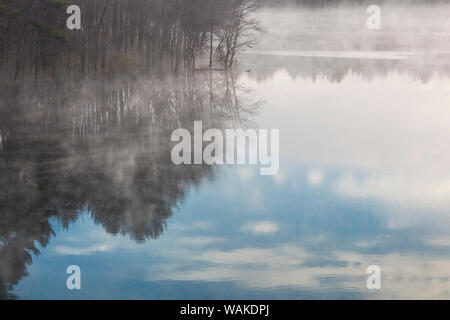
[0,0,261,81]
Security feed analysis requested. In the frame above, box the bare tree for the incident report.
[215,0,262,69]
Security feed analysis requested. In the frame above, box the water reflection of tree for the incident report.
[209,72,259,126]
[0,72,257,299]
[240,53,450,83]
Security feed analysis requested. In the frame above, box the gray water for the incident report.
[2,4,450,299]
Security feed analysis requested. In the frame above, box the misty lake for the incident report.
[2,4,450,299]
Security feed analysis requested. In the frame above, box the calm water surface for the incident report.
[2,6,450,299]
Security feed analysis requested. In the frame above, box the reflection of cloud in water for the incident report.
[178,237,225,247]
[54,244,111,256]
[242,221,279,235]
[157,244,450,299]
[307,169,324,187]
[335,174,450,208]
[242,70,450,214]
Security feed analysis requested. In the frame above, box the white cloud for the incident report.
[178,237,224,246]
[170,221,214,232]
[157,244,450,298]
[334,174,450,207]
[237,167,255,180]
[273,170,286,185]
[242,221,279,235]
[242,69,450,216]
[54,244,111,255]
[307,169,324,186]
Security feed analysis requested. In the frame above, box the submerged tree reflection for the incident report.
[0,72,257,299]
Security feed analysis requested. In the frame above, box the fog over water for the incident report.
[2,3,450,299]
[254,4,450,51]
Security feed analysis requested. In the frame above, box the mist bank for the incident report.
[250,4,450,52]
